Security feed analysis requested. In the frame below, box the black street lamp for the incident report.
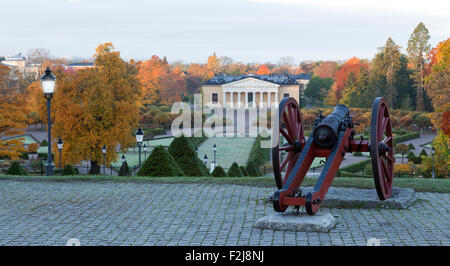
[431,146,435,179]
[135,127,144,167]
[41,67,56,176]
[57,138,63,176]
[102,145,107,175]
[143,144,147,161]
[213,144,217,167]
[203,154,208,166]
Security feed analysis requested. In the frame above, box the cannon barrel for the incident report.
[313,105,350,148]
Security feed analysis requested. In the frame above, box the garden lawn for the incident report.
[0,175,448,193]
[197,137,256,170]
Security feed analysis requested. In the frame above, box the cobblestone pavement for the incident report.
[0,180,448,246]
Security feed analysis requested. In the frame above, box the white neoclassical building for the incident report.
[201,74,310,108]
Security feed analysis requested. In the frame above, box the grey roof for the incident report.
[203,74,299,85]
[287,73,311,80]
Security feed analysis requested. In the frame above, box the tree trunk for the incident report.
[89,160,100,174]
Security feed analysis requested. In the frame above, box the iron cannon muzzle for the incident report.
[313,104,350,148]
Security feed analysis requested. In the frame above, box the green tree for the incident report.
[407,22,431,111]
[304,75,333,106]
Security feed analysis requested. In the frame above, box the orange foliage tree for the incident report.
[52,43,140,174]
[0,64,27,159]
[325,57,368,105]
[256,64,271,75]
[313,61,338,78]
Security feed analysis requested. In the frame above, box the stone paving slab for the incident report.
[254,212,337,232]
[0,179,448,246]
[268,187,417,209]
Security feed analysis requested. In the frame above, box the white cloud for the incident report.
[247,0,450,17]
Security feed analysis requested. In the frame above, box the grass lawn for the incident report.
[1,174,448,193]
[197,137,256,170]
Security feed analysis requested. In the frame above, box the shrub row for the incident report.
[392,132,420,145]
[246,135,270,176]
[339,158,372,173]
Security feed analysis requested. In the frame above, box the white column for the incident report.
[245,92,248,108]
[259,92,263,108]
[252,93,256,108]
[267,92,271,109]
[238,91,241,108]
[275,92,278,107]
[222,92,226,107]
[229,92,234,108]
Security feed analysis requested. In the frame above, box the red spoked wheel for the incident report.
[370,97,394,200]
[272,97,305,189]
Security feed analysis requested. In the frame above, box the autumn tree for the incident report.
[424,38,450,134]
[313,61,338,78]
[206,52,220,79]
[325,57,368,106]
[407,22,431,111]
[0,64,27,159]
[52,43,140,174]
[256,64,271,75]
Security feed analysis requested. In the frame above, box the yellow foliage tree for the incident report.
[0,64,27,159]
[52,43,140,174]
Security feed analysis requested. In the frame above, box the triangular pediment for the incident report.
[222,77,280,88]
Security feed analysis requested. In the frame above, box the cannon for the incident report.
[272,97,394,215]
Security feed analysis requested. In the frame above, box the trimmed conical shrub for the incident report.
[406,151,415,158]
[408,143,415,150]
[227,162,243,177]
[168,136,209,176]
[211,166,227,177]
[138,145,184,177]
[246,161,258,177]
[419,149,428,157]
[119,161,131,176]
[240,166,248,176]
[6,162,27,175]
[62,164,77,176]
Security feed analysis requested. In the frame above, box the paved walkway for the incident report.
[0,179,448,246]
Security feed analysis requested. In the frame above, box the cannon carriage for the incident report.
[271,97,394,215]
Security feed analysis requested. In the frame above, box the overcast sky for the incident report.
[1,0,449,63]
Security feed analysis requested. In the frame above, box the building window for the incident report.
[212,93,218,104]
[284,93,290,98]
[248,92,253,102]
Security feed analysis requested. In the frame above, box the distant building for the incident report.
[64,62,95,71]
[201,74,311,108]
[1,53,27,71]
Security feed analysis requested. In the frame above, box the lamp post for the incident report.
[431,146,435,180]
[57,138,63,176]
[143,144,147,161]
[213,144,217,167]
[203,154,208,166]
[121,154,127,176]
[41,67,56,176]
[135,127,144,167]
[102,145,107,175]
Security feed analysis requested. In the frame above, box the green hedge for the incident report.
[393,132,420,145]
[62,164,77,176]
[339,158,372,173]
[246,135,270,175]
